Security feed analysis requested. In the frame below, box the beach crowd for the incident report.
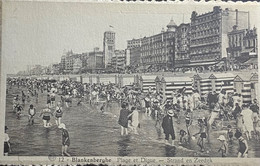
[4,77,260,157]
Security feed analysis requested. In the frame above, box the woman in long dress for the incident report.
[241,104,254,140]
[118,102,129,136]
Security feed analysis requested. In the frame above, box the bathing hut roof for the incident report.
[209,73,235,79]
[193,73,212,80]
[250,73,258,82]
[139,75,157,81]
[234,74,252,82]
[161,76,192,83]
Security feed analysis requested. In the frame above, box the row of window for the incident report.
[141,34,174,44]
[106,39,114,43]
[175,54,189,60]
[190,45,221,55]
[191,53,220,61]
[192,20,220,31]
[191,28,220,38]
[190,36,220,46]
[141,41,174,51]
[176,45,189,52]
[142,56,167,63]
[192,13,220,24]
[229,38,257,48]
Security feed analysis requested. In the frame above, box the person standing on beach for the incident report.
[4,126,11,156]
[118,102,129,136]
[235,130,248,158]
[128,106,139,134]
[59,123,71,156]
[55,102,63,127]
[39,104,53,128]
[241,104,254,140]
[162,109,176,146]
[28,104,36,125]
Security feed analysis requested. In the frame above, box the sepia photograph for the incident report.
[1,0,260,163]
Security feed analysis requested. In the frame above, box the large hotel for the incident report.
[50,6,257,75]
[127,6,256,72]
[189,6,249,70]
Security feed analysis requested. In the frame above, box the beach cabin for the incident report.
[208,73,235,94]
[234,74,251,104]
[193,73,212,95]
[99,75,116,85]
[139,75,157,92]
[155,76,163,93]
[90,75,98,84]
[234,73,259,103]
[250,73,259,101]
[118,74,135,87]
[160,76,193,100]
[82,75,90,84]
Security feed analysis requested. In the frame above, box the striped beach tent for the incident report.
[139,75,157,92]
[193,73,212,95]
[210,73,235,94]
[250,73,258,102]
[234,74,252,104]
[99,75,116,85]
[119,74,135,87]
[160,76,193,100]
[82,75,90,84]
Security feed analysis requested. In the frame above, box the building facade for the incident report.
[175,23,191,69]
[243,27,258,56]
[127,38,141,49]
[140,19,177,71]
[111,50,126,72]
[73,58,82,73]
[227,27,257,70]
[189,6,249,71]
[127,38,142,67]
[103,31,115,68]
[88,47,104,72]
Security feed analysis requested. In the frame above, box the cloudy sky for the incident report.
[2,1,259,74]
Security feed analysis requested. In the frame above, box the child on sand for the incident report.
[217,135,228,157]
[100,103,106,113]
[226,125,233,144]
[16,103,23,119]
[193,117,207,152]
[185,108,193,137]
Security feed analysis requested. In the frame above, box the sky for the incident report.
[2,1,260,74]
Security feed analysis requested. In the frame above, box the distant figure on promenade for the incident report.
[60,123,71,156]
